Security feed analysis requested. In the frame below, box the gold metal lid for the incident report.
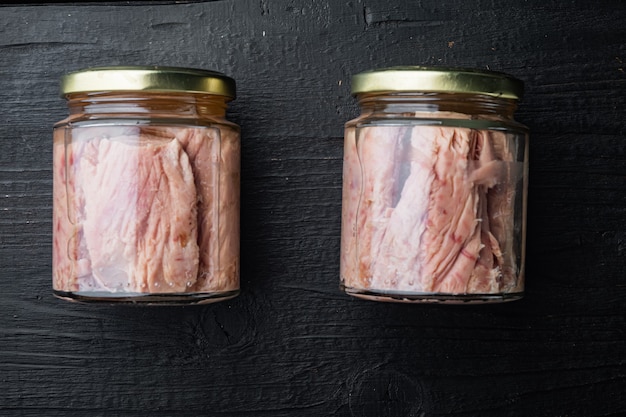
[60,66,236,99]
[351,66,523,99]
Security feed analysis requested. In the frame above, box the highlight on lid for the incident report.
[60,65,236,98]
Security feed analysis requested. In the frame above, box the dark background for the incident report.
[1,1,625,416]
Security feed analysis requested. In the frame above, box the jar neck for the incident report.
[65,92,228,120]
[356,92,518,119]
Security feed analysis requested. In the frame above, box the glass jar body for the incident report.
[53,92,240,304]
[340,93,528,303]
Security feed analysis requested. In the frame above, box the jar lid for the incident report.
[351,66,523,99]
[60,66,236,99]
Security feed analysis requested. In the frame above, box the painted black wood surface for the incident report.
[1,1,625,416]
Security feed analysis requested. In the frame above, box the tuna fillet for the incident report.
[341,124,523,295]
[53,124,240,295]
[78,129,199,292]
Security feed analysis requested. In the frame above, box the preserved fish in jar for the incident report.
[340,67,529,303]
[53,66,240,304]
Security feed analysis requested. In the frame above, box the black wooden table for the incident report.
[1,1,625,416]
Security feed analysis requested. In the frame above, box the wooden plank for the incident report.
[1,1,625,415]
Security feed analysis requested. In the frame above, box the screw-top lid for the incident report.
[60,66,236,99]
[351,66,523,99]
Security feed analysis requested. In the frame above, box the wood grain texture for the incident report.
[1,0,625,416]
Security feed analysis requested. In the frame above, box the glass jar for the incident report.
[340,67,529,303]
[52,66,240,304]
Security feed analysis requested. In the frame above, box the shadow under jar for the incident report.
[340,66,529,303]
[52,66,240,304]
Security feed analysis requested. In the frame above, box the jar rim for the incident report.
[60,66,236,99]
[351,66,524,99]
